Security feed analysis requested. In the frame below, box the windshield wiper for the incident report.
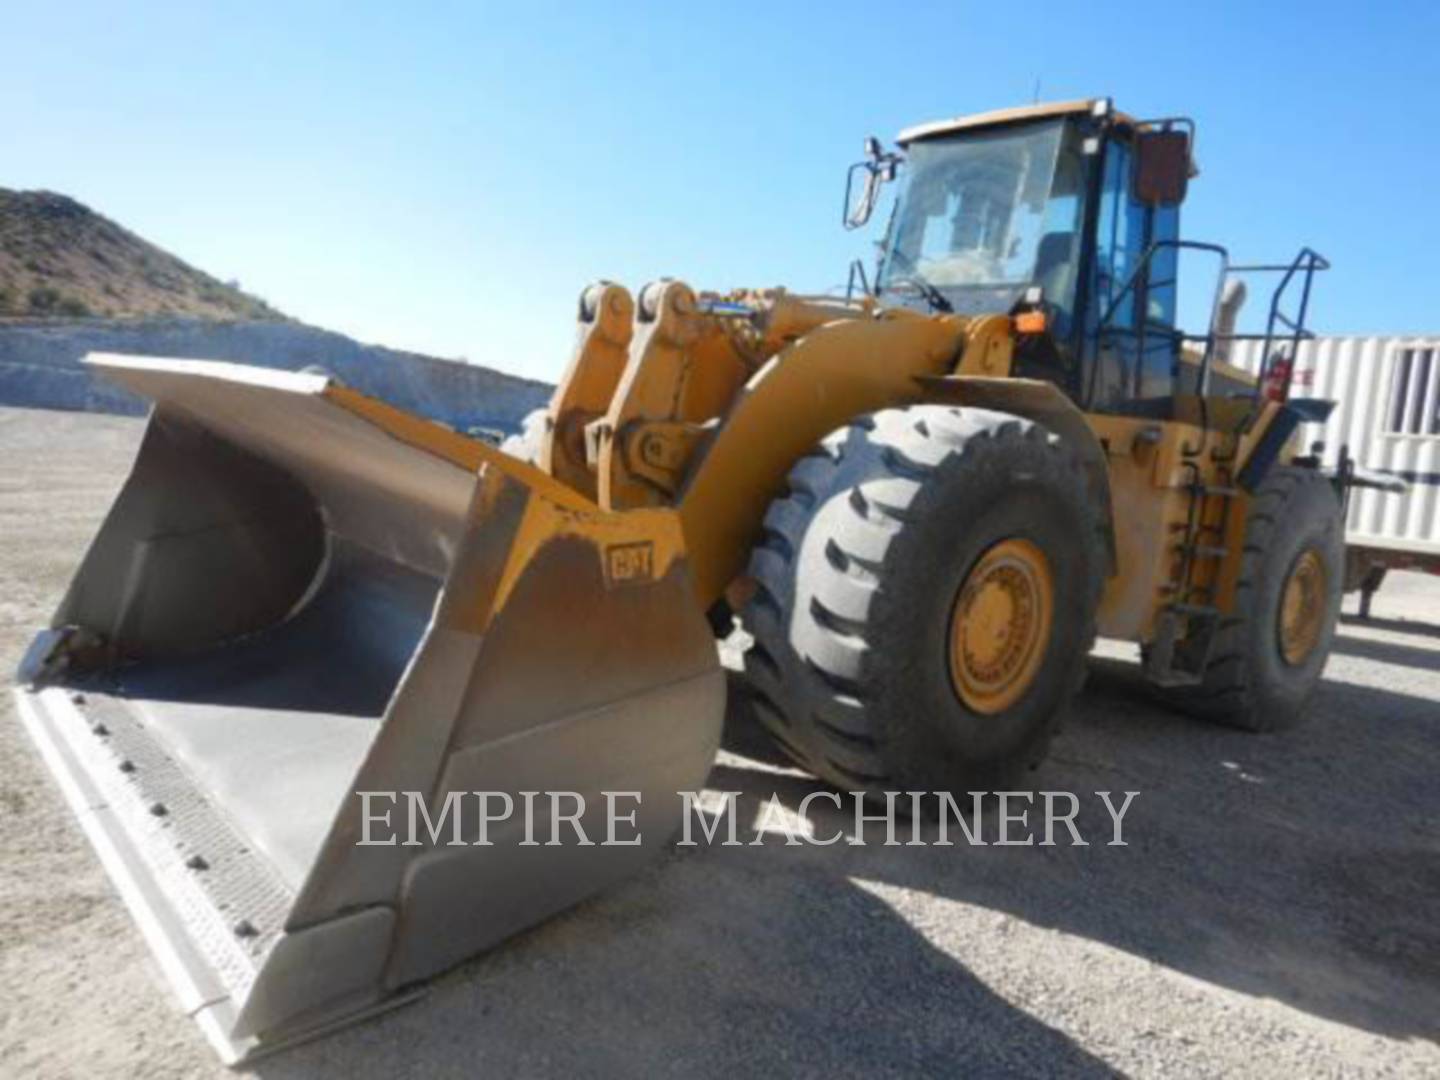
[882,247,953,313]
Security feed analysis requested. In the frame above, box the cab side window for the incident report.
[1093,141,1144,328]
[1089,136,1181,408]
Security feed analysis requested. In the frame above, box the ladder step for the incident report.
[1163,578,1209,596]
[1148,668,1205,689]
[1174,522,1225,536]
[1177,543,1229,558]
[1160,584,1215,600]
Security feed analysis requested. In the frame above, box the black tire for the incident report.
[500,407,547,462]
[735,405,1106,798]
[1158,466,1343,731]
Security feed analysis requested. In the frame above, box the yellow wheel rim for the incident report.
[948,538,1053,715]
[1279,548,1327,666]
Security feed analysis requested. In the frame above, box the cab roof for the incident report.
[897,98,1137,146]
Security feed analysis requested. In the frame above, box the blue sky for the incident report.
[6,1,1436,381]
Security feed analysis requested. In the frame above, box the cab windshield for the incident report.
[878,118,1086,325]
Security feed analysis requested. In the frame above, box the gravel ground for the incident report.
[1,404,1437,1079]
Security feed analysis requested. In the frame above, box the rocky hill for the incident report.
[0,189,282,320]
[0,188,552,433]
[0,317,550,436]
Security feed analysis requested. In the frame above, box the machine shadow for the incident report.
[1327,632,1440,669]
[710,649,1440,1045]
[1339,612,1440,638]
[253,812,1116,1079]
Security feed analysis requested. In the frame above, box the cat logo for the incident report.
[604,541,655,587]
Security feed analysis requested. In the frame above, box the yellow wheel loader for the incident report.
[15,98,1346,1060]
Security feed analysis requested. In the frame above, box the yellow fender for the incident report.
[676,312,968,606]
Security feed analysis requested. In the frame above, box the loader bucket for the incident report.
[13,354,724,1062]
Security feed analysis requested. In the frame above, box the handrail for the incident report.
[1092,241,1329,409]
[1092,239,1231,407]
[1252,247,1329,401]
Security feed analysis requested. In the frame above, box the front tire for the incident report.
[735,405,1106,798]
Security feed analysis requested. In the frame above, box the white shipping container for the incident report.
[1230,337,1440,601]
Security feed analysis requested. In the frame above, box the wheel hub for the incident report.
[949,538,1053,714]
[1279,547,1327,666]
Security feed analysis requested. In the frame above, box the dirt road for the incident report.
[2,405,1437,1078]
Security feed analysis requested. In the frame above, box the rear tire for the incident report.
[735,405,1106,798]
[1157,466,1343,731]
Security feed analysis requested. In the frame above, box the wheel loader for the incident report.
[14,98,1347,1060]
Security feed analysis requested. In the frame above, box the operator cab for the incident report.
[848,99,1193,416]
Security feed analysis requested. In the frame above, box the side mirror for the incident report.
[1133,129,1191,206]
[843,136,901,230]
